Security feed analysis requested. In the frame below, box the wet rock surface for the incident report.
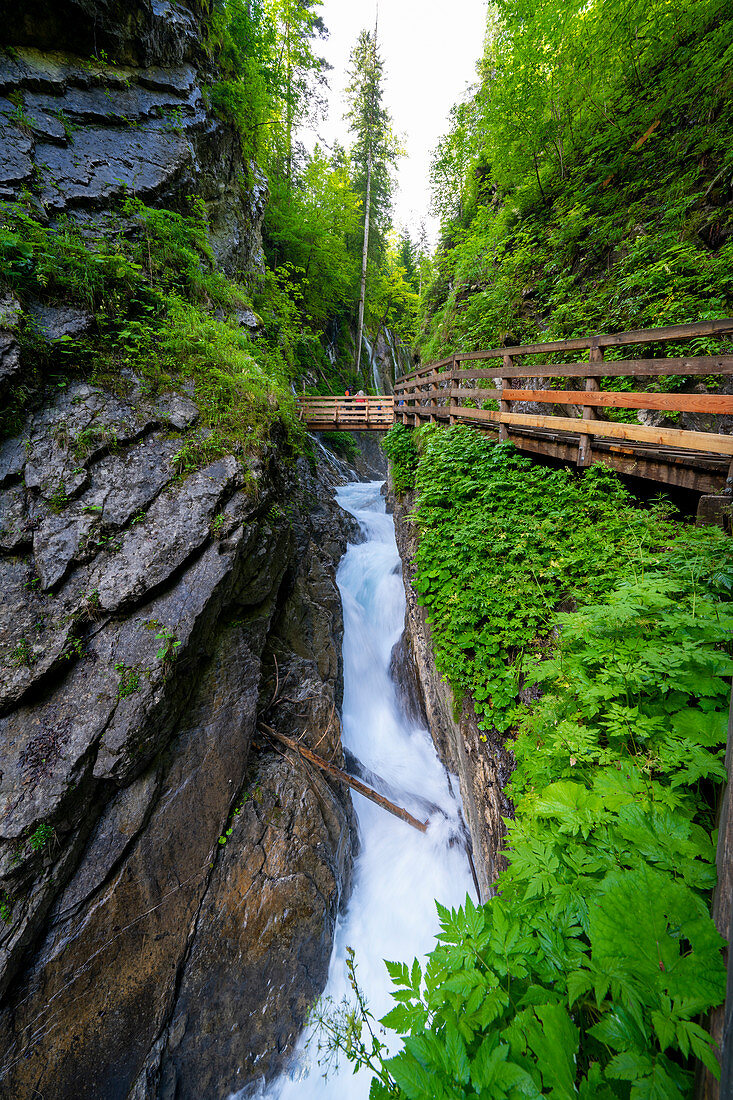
[389,488,515,902]
[1,4,266,279]
[0,380,359,1099]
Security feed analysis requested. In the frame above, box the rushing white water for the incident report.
[263,480,475,1100]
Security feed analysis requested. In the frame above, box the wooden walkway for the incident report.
[297,394,393,432]
[298,319,733,494]
[394,319,733,494]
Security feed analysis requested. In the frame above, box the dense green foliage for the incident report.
[420,0,733,361]
[208,0,421,386]
[341,424,733,1097]
[0,196,302,463]
[381,423,420,493]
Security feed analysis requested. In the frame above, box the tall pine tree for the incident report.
[344,24,398,374]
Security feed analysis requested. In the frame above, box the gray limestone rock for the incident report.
[0,488,31,552]
[38,126,193,211]
[0,335,20,389]
[92,455,238,612]
[154,392,199,431]
[26,301,94,341]
[0,437,27,488]
[0,118,33,196]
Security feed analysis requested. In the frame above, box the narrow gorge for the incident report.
[2,0,732,1096]
[0,2,421,1095]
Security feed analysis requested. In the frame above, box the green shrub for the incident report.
[320,430,359,463]
[381,423,419,493]
[322,427,733,1097]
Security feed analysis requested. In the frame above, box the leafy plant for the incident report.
[155,626,181,665]
[381,423,419,493]
[29,822,55,853]
[320,431,359,463]
[358,426,732,1095]
[10,637,36,667]
[115,663,141,698]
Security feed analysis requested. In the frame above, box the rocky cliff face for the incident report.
[0,376,358,1099]
[388,489,515,902]
[0,3,365,1096]
[1,0,266,283]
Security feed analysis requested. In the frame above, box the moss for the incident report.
[0,196,307,465]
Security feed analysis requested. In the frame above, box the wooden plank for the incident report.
[434,319,733,363]
[450,387,501,400]
[395,356,452,383]
[504,433,726,494]
[397,370,454,389]
[449,405,733,455]
[448,356,733,380]
[500,389,733,413]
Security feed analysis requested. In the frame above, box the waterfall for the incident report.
[259,481,475,1099]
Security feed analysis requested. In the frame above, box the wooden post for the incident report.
[578,342,603,467]
[499,355,512,441]
[430,370,437,423]
[450,356,458,424]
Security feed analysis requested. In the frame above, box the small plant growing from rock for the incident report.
[48,484,70,514]
[10,637,36,667]
[55,109,77,142]
[155,626,181,665]
[78,588,103,623]
[29,822,55,853]
[61,634,85,662]
[0,892,12,924]
[217,785,262,846]
[6,92,36,133]
[115,662,141,698]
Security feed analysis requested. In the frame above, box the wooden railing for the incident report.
[394,319,733,466]
[298,394,394,429]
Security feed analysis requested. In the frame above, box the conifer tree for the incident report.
[344,24,398,374]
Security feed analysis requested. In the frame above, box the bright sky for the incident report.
[306,0,488,246]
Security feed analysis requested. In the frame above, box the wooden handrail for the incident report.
[297,394,394,429]
[392,319,733,466]
[394,318,733,383]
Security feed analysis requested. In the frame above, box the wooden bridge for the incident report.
[298,318,733,495]
[296,394,394,431]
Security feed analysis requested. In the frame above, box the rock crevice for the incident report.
[389,488,515,902]
[0,376,360,1100]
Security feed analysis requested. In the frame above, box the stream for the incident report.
[264,480,475,1099]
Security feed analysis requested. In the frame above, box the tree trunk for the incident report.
[355,146,372,376]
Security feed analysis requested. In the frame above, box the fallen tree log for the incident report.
[259,723,429,833]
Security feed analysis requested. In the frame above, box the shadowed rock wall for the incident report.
[0,0,266,279]
[0,378,358,1098]
[388,488,515,902]
[0,3,361,1095]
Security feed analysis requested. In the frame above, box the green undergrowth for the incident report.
[0,197,305,464]
[420,1,733,372]
[356,423,733,1097]
[319,430,359,464]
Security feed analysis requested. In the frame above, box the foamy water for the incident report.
[251,480,475,1099]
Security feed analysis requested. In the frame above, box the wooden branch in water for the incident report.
[260,723,429,833]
